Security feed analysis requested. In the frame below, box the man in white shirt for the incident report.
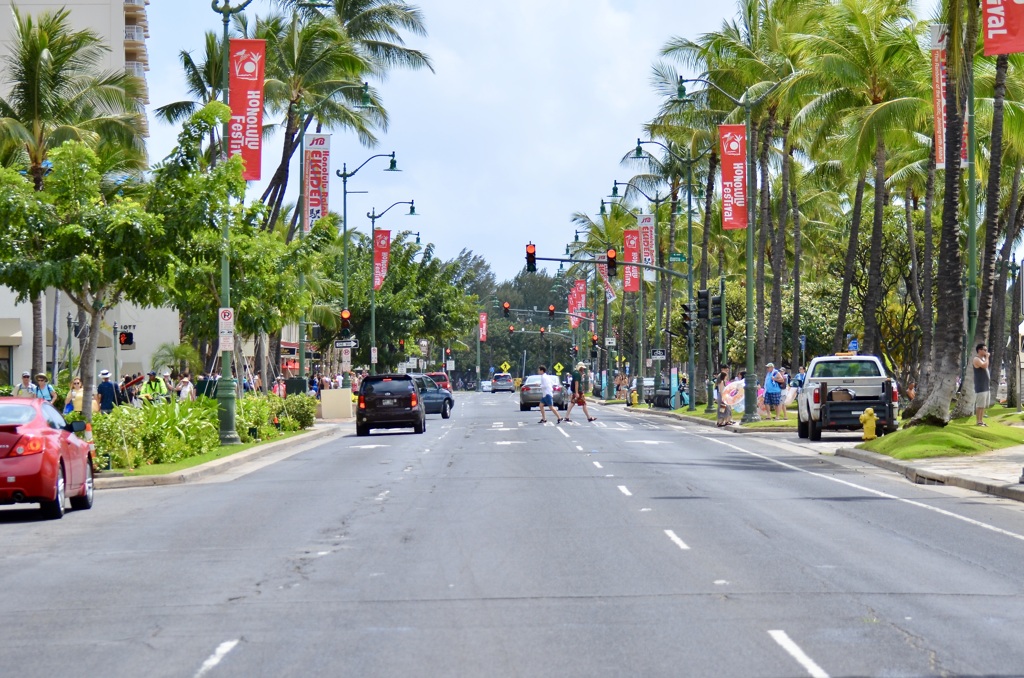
[536,365,563,425]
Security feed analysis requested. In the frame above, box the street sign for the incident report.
[500,361,511,372]
[218,335,234,352]
[799,334,806,351]
[553,362,564,375]
[669,253,687,263]
[341,348,351,361]
[371,346,378,364]
[446,360,455,371]
[335,339,359,349]
[605,337,617,347]
[849,338,859,352]
[650,348,667,361]
[218,307,234,334]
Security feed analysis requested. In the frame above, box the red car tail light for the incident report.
[813,390,820,404]
[892,384,899,401]
[521,386,530,392]
[410,393,418,408]
[10,436,43,457]
[358,395,366,410]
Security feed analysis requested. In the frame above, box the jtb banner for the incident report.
[228,39,265,181]
[719,124,747,230]
[303,133,331,234]
[479,313,488,342]
[623,229,640,293]
[373,230,391,291]
[638,214,656,282]
[984,1,1024,55]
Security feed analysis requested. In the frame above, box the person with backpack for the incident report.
[13,371,34,398]
[32,373,58,407]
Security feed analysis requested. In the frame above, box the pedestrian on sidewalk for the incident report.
[565,362,596,422]
[536,365,563,424]
[974,343,990,426]
[13,371,33,398]
[763,362,785,420]
[716,365,734,427]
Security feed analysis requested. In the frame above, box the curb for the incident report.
[94,423,349,490]
[836,446,1024,503]
[594,399,794,434]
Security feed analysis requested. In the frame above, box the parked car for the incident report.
[797,352,898,440]
[0,398,95,519]
[356,374,426,436]
[426,372,450,391]
[410,373,455,419]
[492,373,515,393]
[481,380,493,393]
[519,375,567,411]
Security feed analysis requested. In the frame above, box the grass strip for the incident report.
[105,430,307,476]
[861,414,1024,459]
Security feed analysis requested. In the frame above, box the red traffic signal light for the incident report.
[340,308,352,334]
[502,301,511,317]
[539,327,546,335]
[606,248,617,276]
[591,334,599,346]
[526,243,537,272]
[446,347,452,356]
[548,304,556,319]
[508,324,515,334]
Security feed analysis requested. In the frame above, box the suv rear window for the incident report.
[811,360,882,379]
[494,374,512,382]
[361,377,415,395]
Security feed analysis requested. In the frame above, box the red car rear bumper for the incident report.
[0,454,57,503]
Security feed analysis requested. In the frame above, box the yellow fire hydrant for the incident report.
[860,407,877,441]
[631,389,639,407]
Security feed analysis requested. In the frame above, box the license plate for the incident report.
[381,398,396,406]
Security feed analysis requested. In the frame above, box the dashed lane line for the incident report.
[194,639,240,678]
[593,462,604,469]
[768,630,830,678]
[618,485,632,497]
[664,529,691,551]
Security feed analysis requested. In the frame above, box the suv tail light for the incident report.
[10,435,43,457]
[358,395,366,410]
[410,393,418,408]
[892,383,899,402]
[521,386,530,392]
[813,389,820,404]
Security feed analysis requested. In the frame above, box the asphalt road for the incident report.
[5,393,1024,677]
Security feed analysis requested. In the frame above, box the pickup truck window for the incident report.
[810,360,882,379]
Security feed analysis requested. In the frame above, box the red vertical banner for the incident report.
[623,229,640,292]
[984,1,1024,55]
[719,124,748,230]
[930,25,968,170]
[570,280,587,329]
[373,230,391,291]
[303,133,331,234]
[597,256,617,302]
[228,39,266,181]
[479,313,488,342]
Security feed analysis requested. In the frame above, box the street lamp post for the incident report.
[210,0,252,445]
[336,153,399,387]
[367,200,416,375]
[680,76,779,424]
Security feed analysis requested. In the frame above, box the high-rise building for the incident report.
[0,0,151,105]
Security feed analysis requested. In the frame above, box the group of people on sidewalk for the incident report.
[713,362,807,427]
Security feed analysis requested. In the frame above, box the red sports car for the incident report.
[0,398,95,519]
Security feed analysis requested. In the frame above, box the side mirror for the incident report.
[70,421,86,433]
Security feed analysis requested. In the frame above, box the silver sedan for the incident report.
[518,375,566,411]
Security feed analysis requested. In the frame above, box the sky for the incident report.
[144,0,736,282]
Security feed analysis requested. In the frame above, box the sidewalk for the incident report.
[594,397,1024,503]
[94,421,349,490]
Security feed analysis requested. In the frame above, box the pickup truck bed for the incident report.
[797,354,899,440]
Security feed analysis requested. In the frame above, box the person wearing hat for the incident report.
[763,362,786,420]
[565,362,596,423]
[140,370,168,403]
[177,372,195,402]
[272,376,287,398]
[13,371,34,398]
[32,373,58,406]
[95,369,118,413]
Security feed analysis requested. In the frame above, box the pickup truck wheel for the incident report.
[808,418,822,441]
[797,417,809,439]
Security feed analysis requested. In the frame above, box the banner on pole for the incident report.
[984,1,1024,55]
[303,133,331,234]
[373,230,391,291]
[719,124,748,230]
[570,280,587,329]
[597,255,617,302]
[228,39,266,181]
[623,229,640,293]
[930,25,968,170]
[638,214,656,282]
[479,312,488,342]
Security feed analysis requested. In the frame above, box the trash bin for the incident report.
[285,378,308,397]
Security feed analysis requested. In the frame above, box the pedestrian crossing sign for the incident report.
[553,362,564,375]
[500,361,511,372]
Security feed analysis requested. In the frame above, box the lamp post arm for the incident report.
[338,152,395,180]
[615,179,665,206]
[638,139,712,166]
[368,199,414,222]
[682,76,781,110]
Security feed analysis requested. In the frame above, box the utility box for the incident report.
[321,388,352,419]
[285,378,307,397]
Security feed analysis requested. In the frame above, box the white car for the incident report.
[481,380,492,392]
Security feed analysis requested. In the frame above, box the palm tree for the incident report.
[0,6,146,376]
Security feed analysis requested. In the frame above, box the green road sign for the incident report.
[669,253,687,263]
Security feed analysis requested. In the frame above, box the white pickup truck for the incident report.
[797,353,899,441]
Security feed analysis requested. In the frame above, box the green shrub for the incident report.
[278,415,301,432]
[91,399,218,469]
[91,406,146,470]
[0,385,11,397]
[283,394,317,429]
[237,394,285,442]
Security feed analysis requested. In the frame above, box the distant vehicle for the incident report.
[628,377,656,405]
[492,373,514,393]
[481,380,493,393]
[797,353,898,440]
[410,373,455,419]
[426,372,450,391]
[0,398,95,519]
[519,375,567,411]
[356,374,426,436]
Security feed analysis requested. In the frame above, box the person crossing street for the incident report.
[564,362,596,422]
[536,365,563,424]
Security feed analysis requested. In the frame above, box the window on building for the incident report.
[0,347,9,387]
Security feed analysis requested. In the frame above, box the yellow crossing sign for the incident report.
[553,362,564,375]
[500,361,511,372]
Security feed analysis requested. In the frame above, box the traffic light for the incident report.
[591,333,599,347]
[539,326,546,335]
[697,289,710,320]
[526,243,537,272]
[606,248,618,277]
[571,345,578,358]
[118,331,134,346]
[502,301,511,318]
[509,324,515,335]
[591,333,599,358]
[399,338,405,350]
[548,304,556,319]
[446,347,452,356]
[681,301,695,330]
[340,308,352,335]
[711,295,723,327]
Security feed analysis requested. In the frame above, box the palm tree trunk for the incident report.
[833,173,868,352]
[862,136,887,357]
[770,123,791,364]
[989,169,1024,405]
[789,149,802,370]
[920,157,937,393]
[1009,271,1021,409]
[31,294,44,376]
[904,187,925,381]
[976,53,1010,346]
[756,116,774,369]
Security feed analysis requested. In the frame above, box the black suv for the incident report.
[356,374,427,436]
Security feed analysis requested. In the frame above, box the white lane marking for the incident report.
[593,462,604,469]
[487,428,515,432]
[605,474,615,478]
[194,639,240,678]
[641,508,652,512]
[593,421,608,428]
[618,485,632,496]
[769,630,830,678]
[350,444,389,449]
[617,422,631,429]
[375,490,390,501]
[495,441,524,446]
[556,426,570,438]
[492,422,504,428]
[625,440,666,445]
[664,529,691,551]
[576,445,584,451]
[697,434,1024,544]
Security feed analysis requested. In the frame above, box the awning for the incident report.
[0,319,22,346]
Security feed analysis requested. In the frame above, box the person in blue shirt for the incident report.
[95,370,118,413]
[763,362,786,420]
